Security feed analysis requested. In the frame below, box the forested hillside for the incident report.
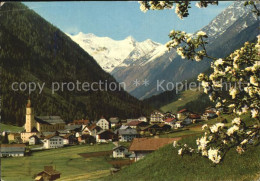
[0,2,151,126]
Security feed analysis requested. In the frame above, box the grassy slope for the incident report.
[160,89,203,113]
[1,144,114,181]
[0,123,24,132]
[104,136,260,181]
[103,114,259,181]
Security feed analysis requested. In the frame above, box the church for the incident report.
[21,99,66,142]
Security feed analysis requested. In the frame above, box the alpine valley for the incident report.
[0,2,152,126]
[69,1,259,99]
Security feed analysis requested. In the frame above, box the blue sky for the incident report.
[23,1,232,44]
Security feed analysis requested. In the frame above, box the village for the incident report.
[0,99,220,180]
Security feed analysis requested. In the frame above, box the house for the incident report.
[189,113,201,123]
[118,125,132,130]
[96,117,110,130]
[164,117,177,128]
[163,112,176,121]
[71,119,90,125]
[35,166,60,181]
[82,124,102,136]
[21,99,66,142]
[8,133,21,142]
[177,109,192,120]
[138,116,148,122]
[129,137,181,161]
[158,124,172,132]
[0,144,26,157]
[118,129,139,142]
[113,145,129,158]
[96,130,116,143]
[63,124,82,133]
[43,134,64,149]
[182,117,192,125]
[63,134,76,145]
[203,110,218,119]
[126,120,149,129]
[109,117,120,128]
[150,110,164,123]
[174,121,183,129]
[140,124,160,132]
[29,135,41,145]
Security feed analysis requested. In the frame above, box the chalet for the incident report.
[43,134,64,149]
[150,110,164,123]
[174,121,183,129]
[163,112,176,120]
[138,116,148,122]
[96,117,110,130]
[118,129,139,142]
[109,117,120,128]
[129,137,181,161]
[182,117,192,125]
[140,124,161,132]
[96,130,116,143]
[35,166,60,181]
[189,114,201,123]
[126,121,149,129]
[82,124,102,136]
[203,110,218,119]
[113,145,129,158]
[158,124,172,131]
[0,144,26,157]
[177,109,192,120]
[63,134,76,145]
[164,117,177,128]
[29,135,41,145]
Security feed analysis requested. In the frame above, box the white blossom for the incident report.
[229,87,238,99]
[214,58,224,66]
[232,117,241,125]
[227,125,239,136]
[208,148,221,164]
[202,124,208,130]
[240,139,248,145]
[178,148,183,155]
[250,76,258,86]
[251,109,258,118]
[197,31,206,36]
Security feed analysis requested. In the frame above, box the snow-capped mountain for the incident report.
[67,32,167,73]
[68,1,259,99]
[201,1,258,42]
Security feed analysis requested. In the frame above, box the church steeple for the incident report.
[27,97,32,108]
[25,98,35,132]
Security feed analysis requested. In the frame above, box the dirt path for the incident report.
[58,169,110,181]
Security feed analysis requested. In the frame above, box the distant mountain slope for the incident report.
[130,1,259,99]
[0,2,151,126]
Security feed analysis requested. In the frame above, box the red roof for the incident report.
[205,110,216,114]
[189,114,201,119]
[164,118,176,123]
[126,120,142,126]
[129,138,181,151]
[73,119,89,125]
[178,109,189,113]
